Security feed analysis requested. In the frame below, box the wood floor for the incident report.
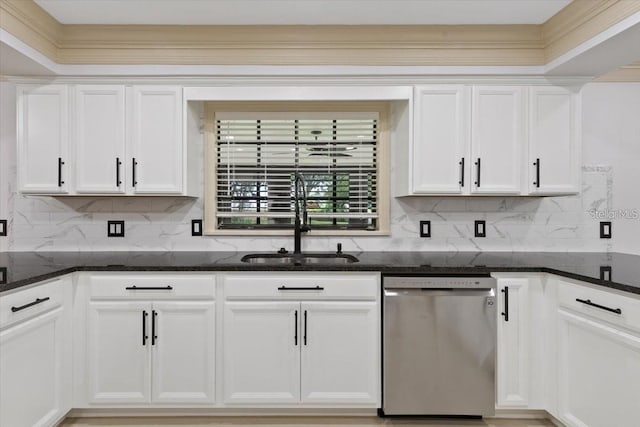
[60,416,555,427]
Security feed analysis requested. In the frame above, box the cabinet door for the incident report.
[0,308,65,427]
[223,301,300,404]
[75,85,126,194]
[17,85,69,194]
[87,302,151,404]
[528,87,580,195]
[496,279,530,408]
[300,302,379,405]
[558,310,640,427]
[412,85,470,194]
[130,86,183,194]
[151,302,215,404]
[471,86,525,194]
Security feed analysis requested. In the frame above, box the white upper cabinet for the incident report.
[528,87,581,195]
[412,85,470,194]
[75,85,126,194]
[401,84,580,197]
[18,84,187,196]
[17,85,69,194]
[470,86,525,195]
[130,86,183,194]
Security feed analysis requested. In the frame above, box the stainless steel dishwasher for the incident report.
[382,275,497,417]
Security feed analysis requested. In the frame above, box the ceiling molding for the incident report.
[0,0,60,60]
[57,24,545,66]
[0,0,638,71]
[543,0,640,62]
[596,60,640,81]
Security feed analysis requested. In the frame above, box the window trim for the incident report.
[203,101,390,236]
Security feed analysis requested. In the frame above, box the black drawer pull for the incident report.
[126,285,173,291]
[474,158,481,187]
[152,310,158,346]
[142,310,148,346]
[458,157,465,187]
[294,310,298,346]
[576,298,622,315]
[304,310,308,346]
[11,297,50,313]
[278,286,324,291]
[501,286,509,322]
[57,158,65,187]
[116,157,122,187]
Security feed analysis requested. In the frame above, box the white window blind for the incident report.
[215,112,378,230]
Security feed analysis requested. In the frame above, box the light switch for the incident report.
[600,266,612,281]
[475,220,486,238]
[0,219,6,236]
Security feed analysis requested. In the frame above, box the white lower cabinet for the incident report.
[300,302,378,404]
[496,278,530,408]
[223,302,301,404]
[87,302,151,403]
[0,276,72,427]
[0,308,66,427]
[222,273,380,407]
[556,280,640,427]
[87,300,215,405]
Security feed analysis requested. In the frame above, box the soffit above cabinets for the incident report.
[33,0,571,25]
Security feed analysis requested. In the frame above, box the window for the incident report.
[204,102,390,235]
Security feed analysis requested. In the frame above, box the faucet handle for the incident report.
[278,247,288,254]
[336,243,343,254]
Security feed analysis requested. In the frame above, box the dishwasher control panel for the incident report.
[383,276,496,289]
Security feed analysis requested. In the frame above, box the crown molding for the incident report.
[596,60,640,81]
[0,0,60,60]
[0,0,638,72]
[543,0,640,62]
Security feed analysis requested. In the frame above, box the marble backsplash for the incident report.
[1,162,613,253]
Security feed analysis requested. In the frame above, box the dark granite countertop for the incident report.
[1,251,639,296]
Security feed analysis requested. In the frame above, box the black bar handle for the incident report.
[142,310,148,346]
[304,310,308,346]
[294,310,298,346]
[501,286,509,322]
[11,297,50,313]
[152,310,158,345]
[278,286,324,291]
[132,158,138,186]
[125,285,173,291]
[458,157,465,187]
[533,158,540,188]
[576,298,622,315]
[474,158,481,187]
[116,157,122,187]
[57,157,65,187]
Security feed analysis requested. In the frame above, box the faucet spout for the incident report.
[293,172,310,254]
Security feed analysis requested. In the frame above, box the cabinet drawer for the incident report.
[558,280,640,333]
[223,273,378,300]
[89,273,215,299]
[0,278,64,329]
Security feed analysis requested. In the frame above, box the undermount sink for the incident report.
[241,252,359,265]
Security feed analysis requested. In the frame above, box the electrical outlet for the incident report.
[600,266,612,281]
[192,219,203,236]
[0,267,6,285]
[0,219,7,236]
[419,220,431,237]
[474,220,486,238]
[600,221,612,238]
[107,220,125,237]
